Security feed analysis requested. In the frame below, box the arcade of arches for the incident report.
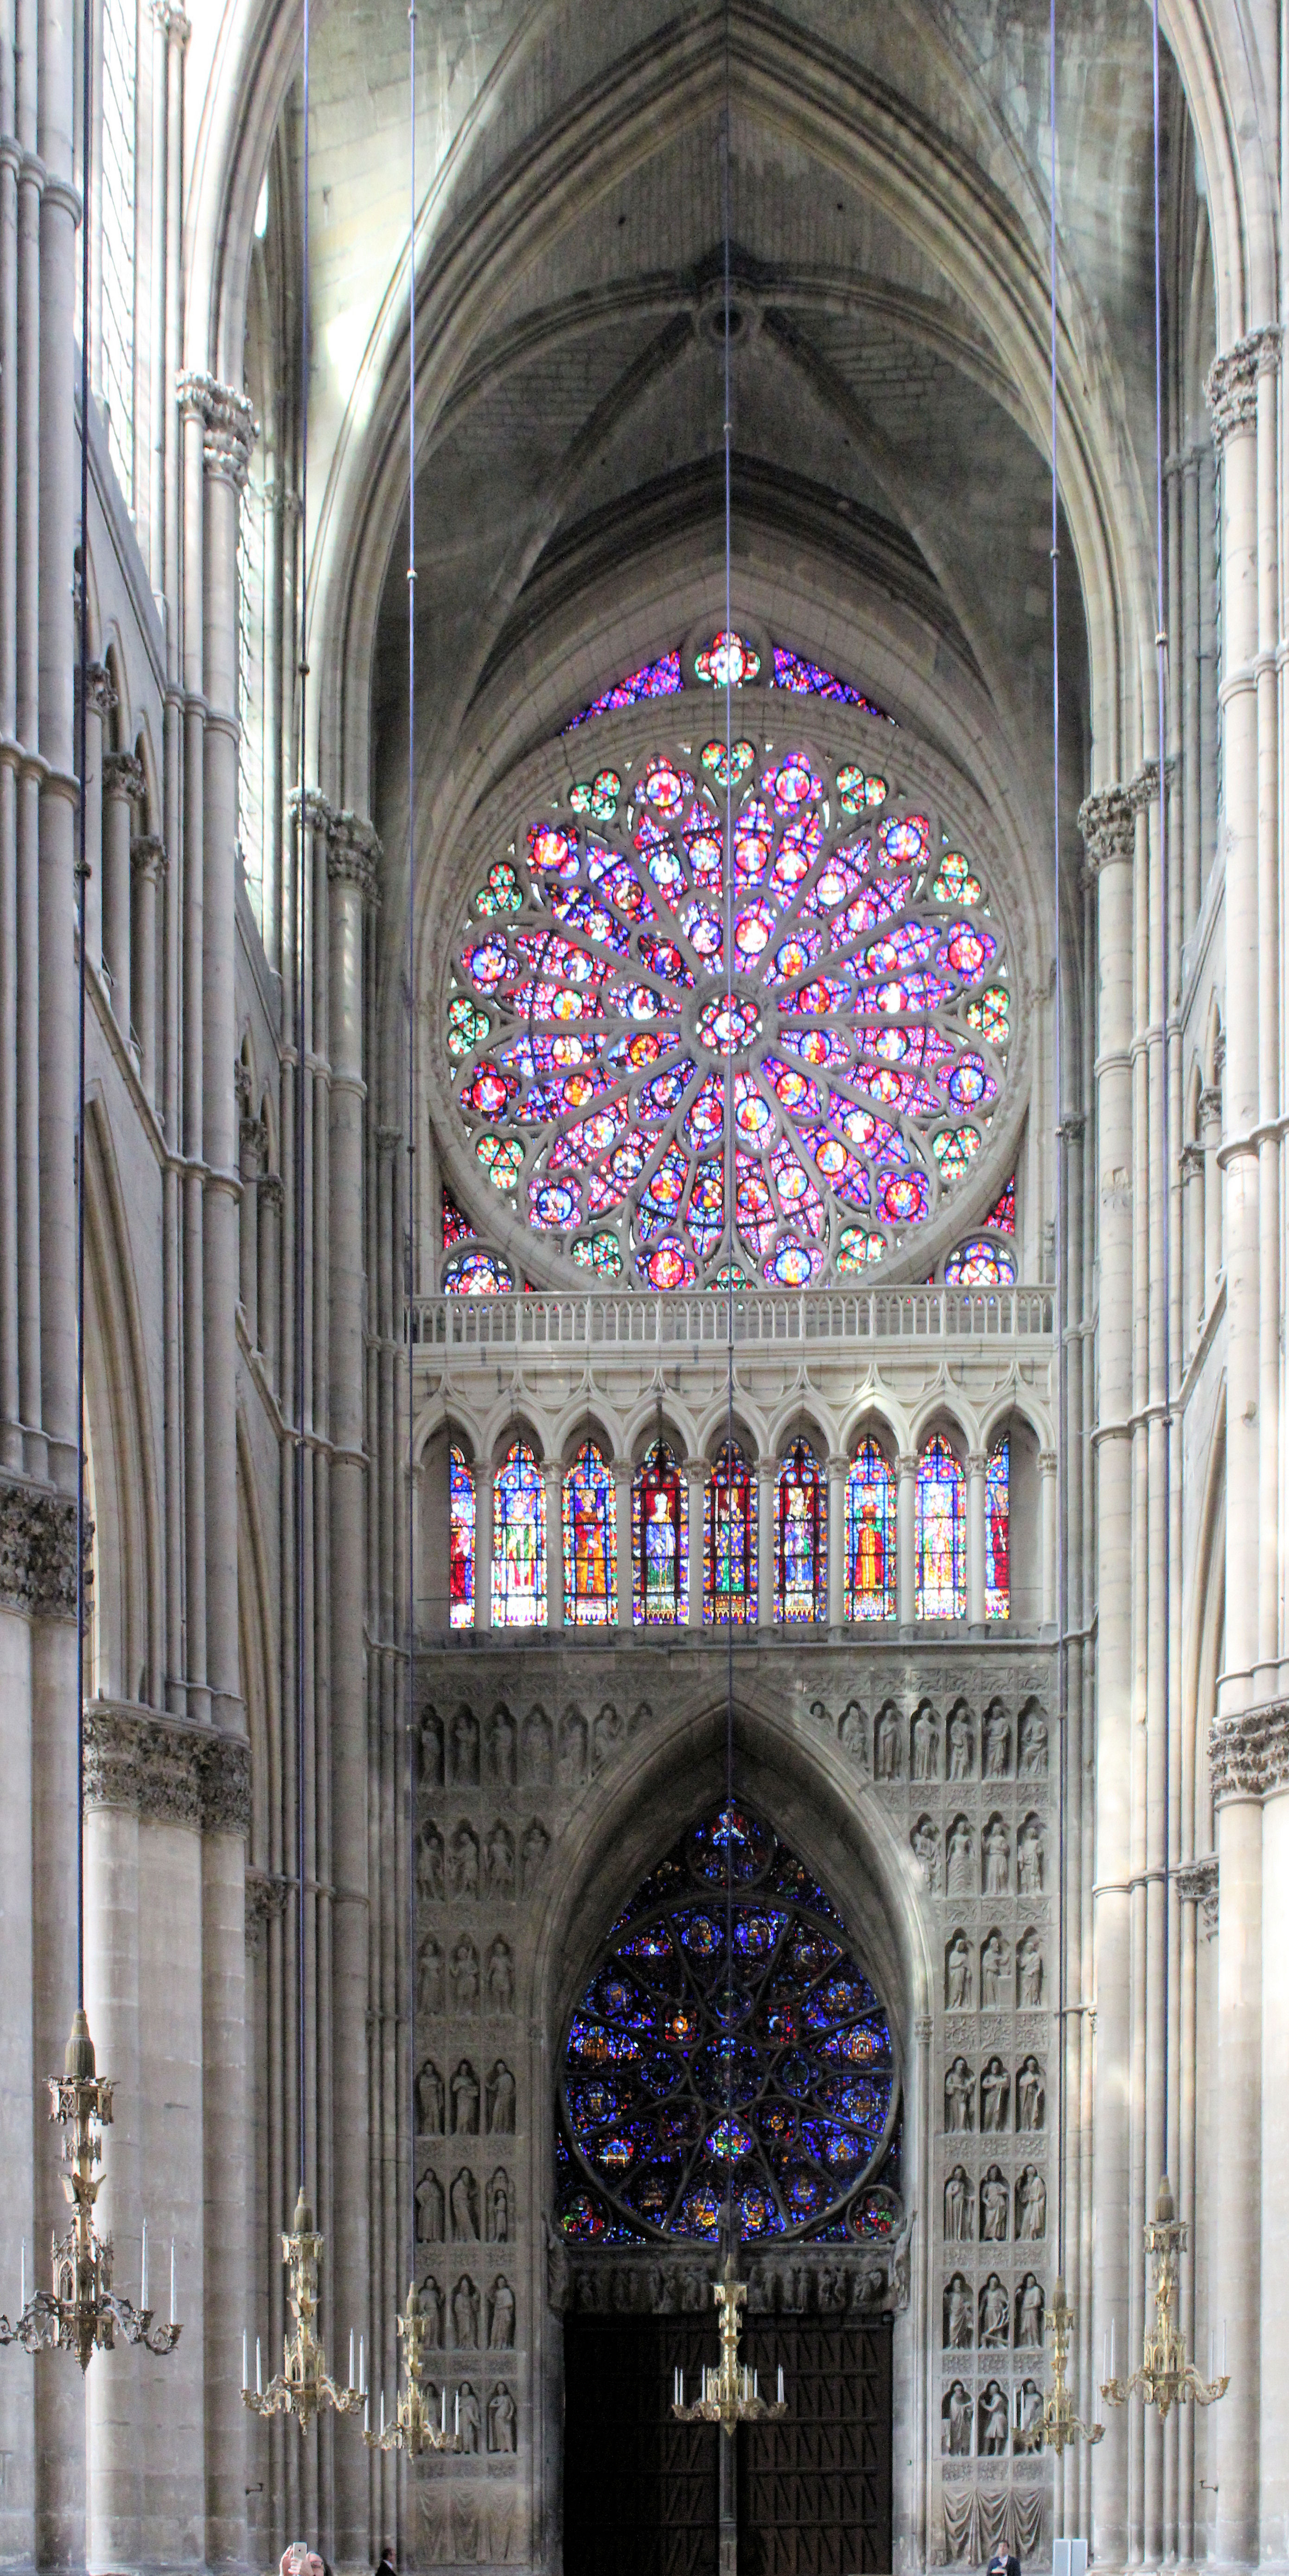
[0,0,1282,2571]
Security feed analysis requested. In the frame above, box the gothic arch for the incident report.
[82,1096,162,1707]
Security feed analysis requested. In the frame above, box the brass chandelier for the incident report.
[241,2190,363,2434]
[1100,2177,1229,2419]
[1017,2277,1102,2455]
[363,2280,461,2457]
[671,2253,786,2437]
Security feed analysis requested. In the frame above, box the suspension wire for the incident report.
[721,0,736,2261]
[405,0,419,2306]
[75,0,93,2013]
[1150,0,1172,2199]
[1047,0,1067,2288]
[294,0,313,2200]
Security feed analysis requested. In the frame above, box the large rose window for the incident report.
[445,726,1011,1287]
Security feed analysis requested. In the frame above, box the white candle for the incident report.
[140,2219,148,2311]
[1110,2317,1116,2378]
[169,2241,175,2325]
[380,2390,385,2436]
[1223,2319,1227,2373]
[1209,2328,1214,2382]
[359,2334,365,2395]
[349,2329,354,2389]
[256,2337,262,2397]
[242,2330,249,2392]
[777,2363,784,2404]
[20,2239,25,2311]
[364,2394,370,2435]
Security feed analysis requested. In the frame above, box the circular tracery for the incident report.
[445,729,1012,1286]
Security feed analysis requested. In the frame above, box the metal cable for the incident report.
[1150,0,1173,2200]
[75,0,94,2011]
[294,0,313,2200]
[405,0,420,2310]
[1047,0,1067,2287]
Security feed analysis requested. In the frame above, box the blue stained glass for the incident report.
[563,1439,616,1627]
[846,1436,896,1620]
[771,646,893,720]
[491,1441,546,1626]
[449,1446,474,1628]
[564,650,684,730]
[775,1437,825,1622]
[916,1432,965,1617]
[632,1439,687,1624]
[984,1435,1009,1619]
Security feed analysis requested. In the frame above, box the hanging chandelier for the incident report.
[363,2280,461,2456]
[671,2251,786,2437]
[1016,2277,1102,2455]
[1099,2177,1228,2420]
[242,2189,363,2433]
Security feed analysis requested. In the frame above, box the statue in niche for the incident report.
[418,1822,446,1906]
[980,1930,1009,2012]
[415,2170,444,2244]
[1018,2056,1045,2131]
[1018,1931,1043,2009]
[944,2381,971,2455]
[485,1822,515,1900]
[979,2274,1009,2347]
[521,1820,549,1893]
[944,2057,974,2131]
[457,2380,481,2454]
[981,2057,1009,2134]
[450,2168,480,2242]
[452,2274,480,2347]
[453,1707,480,1787]
[982,1817,1009,1895]
[983,1705,1011,1779]
[946,1934,972,2011]
[418,1938,445,2017]
[491,1706,517,1786]
[874,1707,900,1780]
[420,1710,444,1787]
[487,2169,512,2243]
[944,2165,973,2240]
[980,2382,1009,2455]
[1018,1705,1048,1778]
[488,2275,516,2348]
[523,1707,553,1783]
[487,1938,515,2014]
[947,1707,973,1781]
[486,2061,516,2134]
[449,1824,479,1901]
[593,1704,625,1770]
[946,1818,973,1894]
[1017,2166,1047,2239]
[912,1707,939,1781]
[451,2060,480,2134]
[451,1938,480,2011]
[418,2273,444,2345]
[910,1818,941,1891]
[559,1709,587,1783]
[840,1702,867,1767]
[1017,1817,1044,1894]
[981,2166,1009,2243]
[1019,2380,1042,2440]
[488,2383,518,2454]
[944,2275,972,2348]
[1017,2274,1045,2347]
[417,2058,445,2135]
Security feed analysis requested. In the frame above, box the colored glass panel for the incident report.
[449,1446,475,1630]
[916,1435,965,1618]
[564,651,683,730]
[944,1238,1016,1286]
[984,1437,1009,1620]
[442,1249,513,1294]
[771,648,892,721]
[632,1440,687,1624]
[564,1441,616,1627]
[694,630,760,687]
[836,767,888,813]
[985,1174,1016,1234]
[556,1802,900,2243]
[776,1438,825,1623]
[705,1441,755,1624]
[491,1441,546,1628]
[441,1186,472,1248]
[846,1439,896,1620]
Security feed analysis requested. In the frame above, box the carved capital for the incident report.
[327,810,382,904]
[1037,1449,1057,1474]
[966,1452,987,1478]
[83,661,117,723]
[288,785,335,840]
[1210,1700,1289,1804]
[244,1867,289,1949]
[83,1703,251,1834]
[1206,327,1282,448]
[896,1453,917,1479]
[1175,1852,1219,1937]
[1180,1141,1205,1180]
[1077,785,1135,870]
[130,831,166,881]
[259,1170,284,1211]
[0,1475,81,1619]
[102,750,145,806]
[1199,1085,1223,1133]
[152,0,190,40]
[175,372,258,489]
[1128,755,1177,813]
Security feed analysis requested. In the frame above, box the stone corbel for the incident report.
[327,809,383,906]
[83,662,117,724]
[1128,755,1177,812]
[102,749,146,808]
[1205,325,1281,450]
[131,831,166,884]
[1076,786,1134,870]
[1175,1853,1219,1938]
[83,1701,251,1834]
[175,370,258,491]
[0,1473,82,1620]
[244,1868,290,1950]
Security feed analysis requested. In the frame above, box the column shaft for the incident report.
[896,1455,915,1626]
[686,1461,705,1626]
[101,752,141,1037]
[613,1466,631,1630]
[545,1465,563,1628]
[826,1454,846,1628]
[965,1453,985,1627]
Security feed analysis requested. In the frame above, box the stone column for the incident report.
[80,660,115,979]
[544,1462,564,1628]
[896,1453,916,1625]
[130,832,166,1103]
[258,1173,281,1391]
[685,1459,706,1626]
[1180,1141,1204,1360]
[826,1453,847,1627]
[1038,1450,1057,1627]
[756,1459,776,1627]
[101,749,143,1040]
[1200,1081,1222,1322]
[1260,1729,1289,2567]
[965,1452,986,1627]
[0,1490,46,2571]
[1209,1717,1265,2563]
[238,1102,262,1342]
[613,1463,632,1629]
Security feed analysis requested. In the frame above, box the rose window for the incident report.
[445,728,1011,1287]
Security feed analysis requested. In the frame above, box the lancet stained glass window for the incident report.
[632,1439,686,1625]
[443,1248,514,1295]
[846,1439,896,1620]
[492,1441,546,1627]
[776,1438,825,1622]
[449,1446,475,1630]
[984,1437,1009,1620]
[705,1441,755,1624]
[916,1435,965,1618]
[564,1441,616,1627]
[442,714,1012,1288]
[557,1803,901,2245]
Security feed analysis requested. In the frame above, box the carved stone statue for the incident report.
[945,2057,974,2131]
[983,1705,1011,1778]
[1018,1706,1048,1777]
[485,1821,515,1899]
[416,2058,445,2134]
[451,2060,480,2134]
[979,2273,1008,2347]
[946,1817,973,1894]
[981,2058,1008,2134]
[911,1817,941,1890]
[944,2166,973,2239]
[457,2380,481,2453]
[912,1707,939,1780]
[417,1822,445,1904]
[946,1933,972,2010]
[1017,2166,1047,2239]
[487,2382,517,2454]
[415,2170,444,2243]
[419,1709,443,1786]
[1018,1931,1043,2009]
[521,1819,550,1892]
[418,2272,444,2344]
[449,1824,479,1901]
[1018,2056,1046,2130]
[491,1706,517,1785]
[452,2274,480,2346]
[945,2275,972,2348]
[487,1938,515,2013]
[944,2381,971,2455]
[1018,2274,1045,2347]
[487,2168,511,2242]
[418,1938,445,2017]
[981,2167,1008,2243]
[451,1938,480,2010]
[980,1929,1008,2011]
[874,1707,900,1779]
[488,2275,516,2348]
[450,2168,480,2242]
[486,2060,516,2134]
[980,2381,1008,2454]
[1017,1817,1044,1894]
[453,1708,480,1786]
[523,1707,553,1782]
[982,1817,1009,1894]
[947,1708,973,1780]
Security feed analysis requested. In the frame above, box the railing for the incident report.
[411,1286,1055,1353]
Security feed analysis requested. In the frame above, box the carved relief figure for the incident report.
[418,2274,444,2345]
[1017,2274,1045,2347]
[912,1705,940,1780]
[980,2057,1009,2134]
[911,1817,941,1891]
[979,2273,1008,2347]
[1018,2056,1046,2130]
[944,2165,973,2239]
[420,1709,444,1788]
[559,1709,587,1782]
[1017,1817,1044,1894]
[486,2061,516,2135]
[980,1930,1008,2011]
[487,1938,515,2013]
[488,2383,518,2453]
[1017,2166,1047,2238]
[983,1704,1011,1778]
[415,2171,444,2243]
[947,1706,973,1780]
[944,2380,971,2455]
[523,1707,553,1782]
[874,1707,900,1780]
[417,2059,445,2135]
[452,1938,480,2011]
[946,1933,972,2010]
[450,1824,479,1901]
[840,1702,867,1766]
[453,1708,480,1786]
[450,2168,480,2242]
[945,2057,974,2131]
[488,2275,516,2348]
[451,2060,480,2134]
[417,1822,445,1904]
[982,1817,1009,1894]
[946,1817,973,1894]
[457,2381,481,2454]
[485,1822,515,1900]
[491,1706,517,1786]
[979,2381,1008,2454]
[1018,1705,1048,1777]
[418,1938,445,2017]
[1018,1931,1043,2009]
[487,2169,512,2242]
[452,2274,480,2346]
[944,2274,973,2347]
[981,2165,1008,2243]
[521,1820,550,1892]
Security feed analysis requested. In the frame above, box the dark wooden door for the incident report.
[562,2316,892,2576]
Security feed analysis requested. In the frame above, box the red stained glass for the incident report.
[705,1441,756,1624]
[564,1441,616,1627]
[984,1438,1009,1619]
[775,1438,825,1623]
[449,1446,474,1629]
[632,1440,687,1623]
[916,1435,964,1618]
[846,1439,895,1620]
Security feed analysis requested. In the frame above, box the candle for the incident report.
[1209,2328,1214,2382]
[141,2219,148,2311]
[1223,2319,1227,2373]
[777,2363,784,2405]
[349,2329,355,2390]
[380,2390,385,2436]
[1110,2317,1115,2378]
[20,2239,25,2312]
[242,2330,249,2392]
[170,2241,175,2325]
[454,2389,459,2436]
[364,2394,370,2435]
[256,2337,262,2397]
[359,2334,365,2395]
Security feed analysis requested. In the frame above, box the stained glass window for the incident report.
[442,1249,514,1295]
[984,1438,1009,1620]
[632,1440,687,1624]
[944,1239,1015,1287]
[776,1439,825,1622]
[916,1435,965,1618]
[556,1803,901,2244]
[564,1441,616,1626]
[445,729,1011,1286]
[984,1174,1016,1234]
[491,1441,546,1628]
[449,1446,475,1630]
[442,1186,472,1248]
[564,652,684,731]
[846,1439,896,1620]
[705,1441,756,1624]
[771,648,892,722]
